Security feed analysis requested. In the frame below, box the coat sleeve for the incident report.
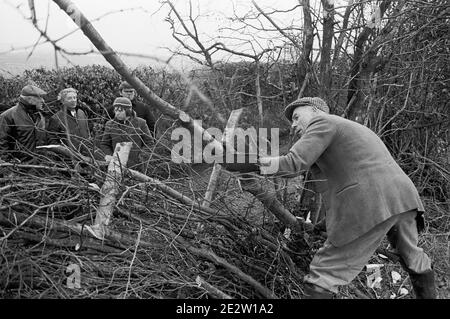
[78,110,91,139]
[310,163,328,193]
[263,116,337,176]
[143,106,157,137]
[139,121,154,152]
[99,122,114,156]
[46,115,65,145]
[0,113,13,157]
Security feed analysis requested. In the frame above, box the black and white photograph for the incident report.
[0,0,448,305]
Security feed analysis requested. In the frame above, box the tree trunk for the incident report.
[300,0,313,63]
[346,1,391,120]
[333,0,356,65]
[255,61,264,125]
[320,0,334,100]
[295,0,314,98]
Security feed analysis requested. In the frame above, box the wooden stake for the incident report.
[203,108,243,207]
[92,142,132,238]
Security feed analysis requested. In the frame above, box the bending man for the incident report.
[257,97,435,299]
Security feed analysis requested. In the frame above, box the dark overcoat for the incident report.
[0,103,46,160]
[47,108,91,153]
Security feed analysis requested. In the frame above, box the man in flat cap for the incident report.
[0,84,47,162]
[100,97,153,171]
[106,81,157,137]
[47,88,93,156]
[255,97,436,299]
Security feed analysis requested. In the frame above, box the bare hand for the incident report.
[258,156,271,174]
[259,156,278,175]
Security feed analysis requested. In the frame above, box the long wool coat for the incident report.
[47,108,91,153]
[269,114,424,247]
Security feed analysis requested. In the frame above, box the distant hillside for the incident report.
[0,50,195,77]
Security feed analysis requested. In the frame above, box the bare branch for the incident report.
[165,0,214,66]
[252,1,301,51]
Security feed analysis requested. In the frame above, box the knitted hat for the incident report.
[119,81,133,90]
[284,97,329,121]
[113,97,132,108]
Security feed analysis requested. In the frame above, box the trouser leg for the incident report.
[389,210,435,298]
[302,282,333,299]
[391,210,432,273]
[303,216,396,295]
[303,211,429,297]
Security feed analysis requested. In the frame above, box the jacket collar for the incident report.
[17,102,43,123]
[64,107,79,116]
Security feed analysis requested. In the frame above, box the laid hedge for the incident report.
[0,63,292,131]
[1,62,447,200]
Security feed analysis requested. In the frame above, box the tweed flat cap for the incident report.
[284,97,329,121]
[119,81,133,90]
[113,97,132,108]
[20,85,47,98]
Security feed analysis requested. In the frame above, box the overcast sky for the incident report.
[0,0,352,73]
[0,1,301,57]
[1,0,177,55]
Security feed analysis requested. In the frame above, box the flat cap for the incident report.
[20,85,47,98]
[283,97,329,121]
[119,81,133,90]
[113,97,132,108]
